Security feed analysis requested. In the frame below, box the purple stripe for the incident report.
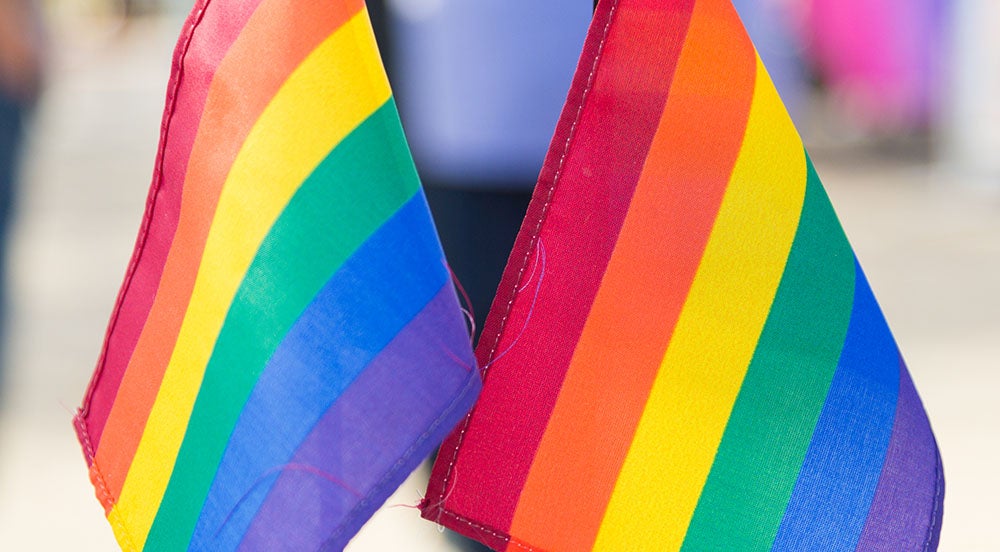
[855,361,944,551]
[236,286,480,551]
[771,262,899,551]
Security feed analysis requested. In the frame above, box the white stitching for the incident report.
[922,445,945,551]
[78,0,209,418]
[431,1,621,543]
[73,2,211,549]
[437,510,536,551]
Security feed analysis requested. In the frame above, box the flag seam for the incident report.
[73,1,214,548]
[432,0,620,540]
[437,509,535,551]
[77,417,139,552]
[76,0,211,423]
[922,445,945,551]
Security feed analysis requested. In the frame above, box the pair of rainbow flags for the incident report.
[74,0,943,550]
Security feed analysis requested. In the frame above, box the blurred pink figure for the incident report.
[806,0,945,127]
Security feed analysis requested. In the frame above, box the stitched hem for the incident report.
[74,413,140,552]
[436,509,535,552]
[428,0,621,530]
[922,443,945,552]
[73,0,215,547]
[76,0,212,423]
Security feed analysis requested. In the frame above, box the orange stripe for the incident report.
[506,1,756,549]
[92,0,364,505]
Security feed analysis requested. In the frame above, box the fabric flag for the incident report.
[729,0,806,123]
[72,0,480,550]
[421,1,944,551]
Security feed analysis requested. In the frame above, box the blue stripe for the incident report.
[771,260,900,551]
[236,286,478,551]
[187,192,452,550]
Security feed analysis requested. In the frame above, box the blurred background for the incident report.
[0,0,996,550]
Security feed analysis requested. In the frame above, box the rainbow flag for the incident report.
[72,0,480,550]
[422,0,943,550]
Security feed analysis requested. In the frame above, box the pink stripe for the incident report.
[422,0,696,547]
[75,0,266,453]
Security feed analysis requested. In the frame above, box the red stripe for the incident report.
[507,0,756,547]
[422,0,696,546]
[75,0,266,453]
[82,0,364,509]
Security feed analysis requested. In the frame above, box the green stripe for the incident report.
[679,155,856,550]
[144,100,419,551]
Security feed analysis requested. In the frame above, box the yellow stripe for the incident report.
[591,57,805,551]
[109,11,389,546]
